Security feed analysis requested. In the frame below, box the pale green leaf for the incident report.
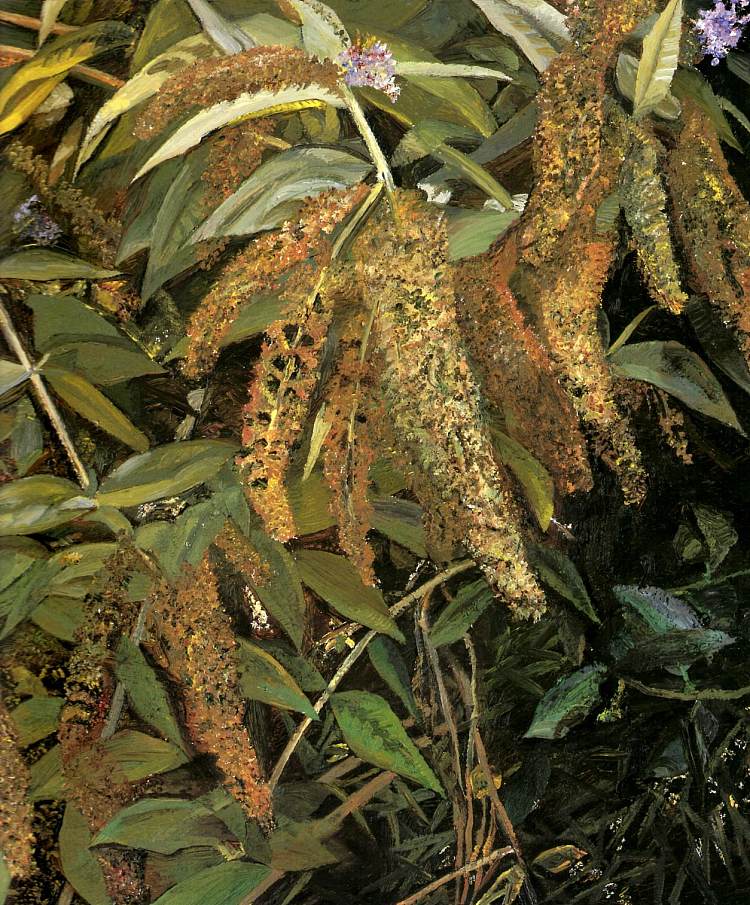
[150,862,271,905]
[0,476,95,536]
[10,696,62,747]
[59,803,112,905]
[633,0,682,119]
[0,249,118,281]
[236,639,318,718]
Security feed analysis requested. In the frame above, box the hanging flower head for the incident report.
[338,39,400,103]
[694,0,750,65]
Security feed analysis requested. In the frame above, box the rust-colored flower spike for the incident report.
[356,192,545,619]
[618,118,688,315]
[0,695,34,880]
[183,183,370,378]
[454,234,592,498]
[135,45,342,140]
[149,557,272,824]
[668,101,750,364]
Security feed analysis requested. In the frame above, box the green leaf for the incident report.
[45,368,149,452]
[429,578,494,647]
[492,430,554,531]
[633,0,682,119]
[31,595,86,641]
[59,803,112,905]
[686,297,750,397]
[99,730,188,781]
[115,637,184,748]
[220,296,289,348]
[96,440,236,507]
[0,476,95,536]
[606,306,657,357]
[10,696,62,747]
[194,146,372,242]
[295,549,404,641]
[610,340,745,435]
[10,398,43,476]
[331,690,443,793]
[470,0,565,71]
[0,537,46,594]
[615,52,681,120]
[28,744,64,800]
[150,862,271,905]
[254,640,326,693]
[673,68,741,151]
[287,467,336,535]
[268,821,340,871]
[244,530,306,650]
[367,635,418,718]
[617,629,735,672]
[92,798,232,855]
[288,0,351,61]
[0,21,133,136]
[0,360,30,399]
[0,559,61,639]
[0,249,119,281]
[370,496,427,557]
[0,853,10,905]
[527,544,598,623]
[613,585,700,633]
[46,339,166,386]
[524,665,607,740]
[134,85,347,182]
[446,207,520,261]
[236,639,318,719]
[692,504,738,573]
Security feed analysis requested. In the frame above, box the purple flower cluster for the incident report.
[694,0,750,65]
[12,195,62,246]
[338,40,400,103]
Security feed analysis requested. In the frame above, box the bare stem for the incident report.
[0,45,123,89]
[0,298,91,489]
[341,84,395,197]
[0,11,76,35]
[396,848,513,905]
[268,559,474,790]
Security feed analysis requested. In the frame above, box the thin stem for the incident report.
[0,45,124,89]
[623,677,750,702]
[268,559,474,790]
[341,84,395,196]
[0,11,76,35]
[396,848,513,905]
[0,298,91,489]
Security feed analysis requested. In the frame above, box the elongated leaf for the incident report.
[245,529,306,650]
[525,665,607,740]
[395,60,512,81]
[471,0,562,71]
[269,820,340,871]
[0,249,118,281]
[446,208,520,261]
[286,0,351,60]
[194,146,372,242]
[185,0,256,54]
[618,628,735,672]
[39,0,69,46]
[527,544,598,623]
[686,297,750,397]
[370,496,426,557]
[96,440,236,507]
[31,595,85,641]
[614,585,701,634]
[1,559,62,639]
[97,730,188,781]
[610,341,744,434]
[331,691,443,793]
[45,368,149,452]
[295,549,404,641]
[134,85,347,182]
[0,21,133,136]
[0,476,95,536]
[151,862,271,905]
[59,804,112,905]
[673,68,741,150]
[615,52,681,120]
[693,503,738,572]
[11,398,43,476]
[633,0,682,119]
[45,339,165,387]
[115,637,184,747]
[93,798,232,855]
[493,430,554,531]
[368,635,418,718]
[10,696,62,747]
[430,578,494,647]
[255,640,326,693]
[76,34,218,175]
[28,744,64,801]
[0,360,30,400]
[236,639,317,718]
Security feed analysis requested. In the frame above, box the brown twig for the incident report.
[0,297,91,488]
[0,45,124,89]
[395,848,514,905]
[0,11,77,35]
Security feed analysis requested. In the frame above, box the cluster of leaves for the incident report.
[0,1,749,904]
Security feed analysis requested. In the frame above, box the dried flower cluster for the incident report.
[0,696,34,879]
[148,557,272,823]
[357,193,546,618]
[135,45,342,140]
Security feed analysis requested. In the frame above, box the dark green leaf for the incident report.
[686,297,750,397]
[10,398,43,476]
[59,803,112,905]
[429,578,494,647]
[527,544,598,623]
[446,207,520,261]
[10,696,62,747]
[613,585,701,633]
[368,635,418,718]
[150,862,271,905]
[617,629,735,672]
[236,639,318,719]
[370,496,427,557]
[244,530,306,650]
[331,690,443,793]
[524,665,607,740]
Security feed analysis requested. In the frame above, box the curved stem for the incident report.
[341,84,395,196]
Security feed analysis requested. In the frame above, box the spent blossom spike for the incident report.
[693,0,750,65]
[338,39,400,103]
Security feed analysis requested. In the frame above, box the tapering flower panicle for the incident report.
[149,558,272,824]
[694,0,750,65]
[338,39,400,102]
[357,192,545,618]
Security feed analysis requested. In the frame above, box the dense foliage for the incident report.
[1,1,750,903]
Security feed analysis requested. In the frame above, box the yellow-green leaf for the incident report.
[633,0,683,119]
[236,639,318,719]
[45,368,149,453]
[0,21,133,137]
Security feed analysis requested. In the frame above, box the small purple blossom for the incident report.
[694,0,750,66]
[12,194,61,246]
[338,40,400,103]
